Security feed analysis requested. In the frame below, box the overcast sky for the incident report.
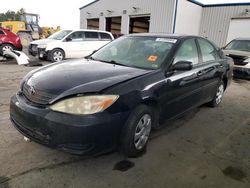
[0,0,250,29]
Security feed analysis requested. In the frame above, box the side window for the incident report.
[84,32,99,39]
[68,31,84,41]
[173,39,199,65]
[0,30,5,35]
[197,38,218,62]
[100,33,112,40]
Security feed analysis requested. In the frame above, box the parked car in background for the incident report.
[223,38,250,80]
[10,34,232,157]
[29,29,114,62]
[0,27,23,55]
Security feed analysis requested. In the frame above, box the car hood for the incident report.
[23,59,152,104]
[30,38,58,45]
[223,50,250,58]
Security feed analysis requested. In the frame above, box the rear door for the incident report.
[161,38,205,119]
[83,31,111,56]
[196,38,225,103]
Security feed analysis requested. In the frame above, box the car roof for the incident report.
[66,29,112,34]
[0,27,9,32]
[127,33,196,39]
[233,38,250,41]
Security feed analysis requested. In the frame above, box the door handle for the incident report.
[197,71,204,76]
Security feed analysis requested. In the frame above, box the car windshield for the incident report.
[225,40,250,52]
[91,36,175,70]
[48,30,72,40]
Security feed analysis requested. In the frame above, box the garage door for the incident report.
[227,18,250,43]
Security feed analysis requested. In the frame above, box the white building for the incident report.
[80,0,250,46]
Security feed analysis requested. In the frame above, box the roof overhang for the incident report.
[79,0,250,10]
[79,0,100,10]
[188,0,250,7]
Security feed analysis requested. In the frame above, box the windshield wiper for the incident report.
[94,59,128,67]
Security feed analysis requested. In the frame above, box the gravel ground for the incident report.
[0,56,250,188]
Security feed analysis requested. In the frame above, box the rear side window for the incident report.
[100,33,112,40]
[197,38,218,62]
[84,32,99,39]
[173,39,199,65]
[0,30,5,35]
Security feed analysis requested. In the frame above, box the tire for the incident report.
[0,43,14,56]
[48,49,65,62]
[18,32,33,47]
[120,105,154,157]
[207,81,225,107]
[39,56,47,61]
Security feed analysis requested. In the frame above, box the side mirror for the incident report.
[65,37,72,42]
[172,61,193,71]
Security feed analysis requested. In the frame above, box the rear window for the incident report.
[84,32,99,39]
[100,33,112,40]
[0,30,5,35]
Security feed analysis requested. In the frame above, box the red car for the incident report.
[0,27,22,55]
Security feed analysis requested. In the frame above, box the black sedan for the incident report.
[10,34,233,157]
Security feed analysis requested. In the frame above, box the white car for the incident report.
[29,29,114,62]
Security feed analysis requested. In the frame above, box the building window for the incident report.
[106,17,121,34]
[87,18,99,30]
[129,16,150,34]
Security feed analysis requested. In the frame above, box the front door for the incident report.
[160,38,204,120]
[65,31,85,58]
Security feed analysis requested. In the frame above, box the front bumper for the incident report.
[28,44,38,56]
[233,66,250,80]
[10,93,128,155]
[37,48,48,59]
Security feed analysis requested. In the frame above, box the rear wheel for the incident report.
[0,43,14,56]
[207,81,225,107]
[48,49,65,62]
[120,105,153,157]
[18,32,33,47]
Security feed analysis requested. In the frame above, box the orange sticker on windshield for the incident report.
[148,55,158,62]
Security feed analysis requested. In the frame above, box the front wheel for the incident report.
[0,43,14,56]
[48,49,65,62]
[120,105,153,157]
[207,81,225,107]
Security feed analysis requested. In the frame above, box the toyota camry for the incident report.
[10,34,232,157]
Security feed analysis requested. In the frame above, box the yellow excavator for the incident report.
[0,13,60,47]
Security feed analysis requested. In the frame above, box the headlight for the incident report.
[243,58,250,63]
[50,95,119,115]
[38,44,47,49]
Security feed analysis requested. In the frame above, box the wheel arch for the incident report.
[140,98,160,129]
[222,76,228,90]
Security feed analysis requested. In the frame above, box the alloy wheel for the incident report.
[134,114,152,150]
[215,84,224,104]
[2,45,13,52]
[53,51,63,62]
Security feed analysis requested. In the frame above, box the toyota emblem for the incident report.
[28,86,36,95]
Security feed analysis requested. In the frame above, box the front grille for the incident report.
[22,82,56,105]
[30,44,38,52]
[228,54,248,66]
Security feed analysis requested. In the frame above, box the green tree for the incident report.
[0,8,26,22]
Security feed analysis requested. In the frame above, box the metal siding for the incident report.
[199,5,250,46]
[80,0,175,34]
[175,0,202,35]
